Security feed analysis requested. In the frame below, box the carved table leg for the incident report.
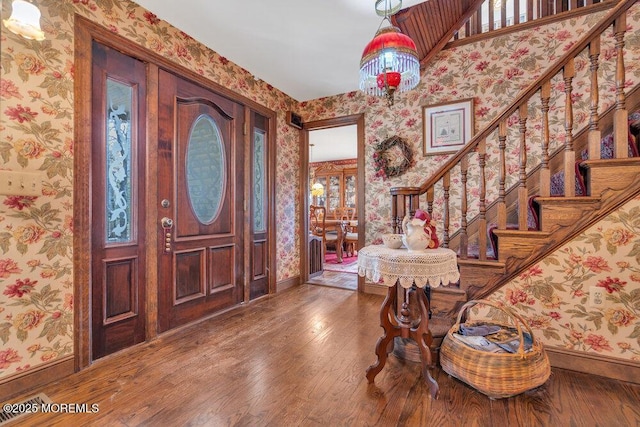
[366,283,440,399]
[413,285,439,399]
[366,284,399,383]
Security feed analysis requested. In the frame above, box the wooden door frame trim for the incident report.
[300,114,365,291]
[73,17,92,371]
[74,15,277,370]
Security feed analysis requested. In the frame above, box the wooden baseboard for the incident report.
[277,276,300,293]
[364,282,387,296]
[547,346,640,385]
[0,356,75,401]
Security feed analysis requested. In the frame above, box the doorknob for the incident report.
[161,217,174,229]
[161,217,174,253]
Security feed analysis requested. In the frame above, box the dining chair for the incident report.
[310,205,339,260]
[337,207,358,257]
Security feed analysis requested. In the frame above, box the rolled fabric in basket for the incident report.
[452,334,503,353]
[459,324,502,337]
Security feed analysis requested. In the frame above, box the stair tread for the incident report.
[457,258,506,268]
[581,157,640,168]
[534,196,601,203]
[491,229,550,237]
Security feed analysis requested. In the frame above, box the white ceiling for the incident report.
[309,125,358,163]
[133,0,426,101]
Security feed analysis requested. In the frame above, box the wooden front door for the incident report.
[91,42,147,359]
[157,70,244,332]
[79,24,275,367]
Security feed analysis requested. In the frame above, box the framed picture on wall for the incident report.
[422,98,474,155]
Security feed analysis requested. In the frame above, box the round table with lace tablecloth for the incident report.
[358,245,460,399]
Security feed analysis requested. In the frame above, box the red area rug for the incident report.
[324,252,358,273]
[324,252,357,264]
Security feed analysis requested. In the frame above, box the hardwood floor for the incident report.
[6,285,640,426]
[307,269,357,290]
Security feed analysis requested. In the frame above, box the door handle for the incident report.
[161,217,174,229]
[161,217,174,253]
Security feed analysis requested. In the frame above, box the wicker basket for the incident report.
[440,299,551,399]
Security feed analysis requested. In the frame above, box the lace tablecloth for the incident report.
[358,245,460,289]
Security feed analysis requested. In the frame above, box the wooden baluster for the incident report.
[527,0,534,22]
[488,0,495,32]
[426,187,434,218]
[391,194,398,233]
[518,104,529,230]
[540,81,552,197]
[540,0,549,18]
[613,14,628,159]
[397,194,406,234]
[563,58,576,197]
[468,14,476,37]
[514,0,520,25]
[400,195,405,220]
[500,0,507,28]
[475,5,483,35]
[588,37,601,160]
[443,172,451,248]
[570,0,578,11]
[401,195,408,227]
[478,139,488,261]
[409,193,420,218]
[460,155,469,259]
[497,120,507,229]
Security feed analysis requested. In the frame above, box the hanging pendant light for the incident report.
[359,0,419,107]
[3,0,45,41]
[311,182,325,197]
[309,144,324,203]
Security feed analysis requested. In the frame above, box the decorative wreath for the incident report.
[372,135,414,179]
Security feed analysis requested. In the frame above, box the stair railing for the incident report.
[456,0,620,41]
[391,0,636,261]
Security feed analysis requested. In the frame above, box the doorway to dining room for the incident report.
[301,115,364,291]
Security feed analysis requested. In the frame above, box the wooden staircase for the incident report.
[456,145,640,306]
[459,156,639,297]
[389,1,640,352]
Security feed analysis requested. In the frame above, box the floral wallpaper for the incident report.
[474,195,640,361]
[0,0,639,383]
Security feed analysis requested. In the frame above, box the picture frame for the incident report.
[422,98,474,155]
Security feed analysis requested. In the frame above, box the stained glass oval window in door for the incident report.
[186,114,225,224]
